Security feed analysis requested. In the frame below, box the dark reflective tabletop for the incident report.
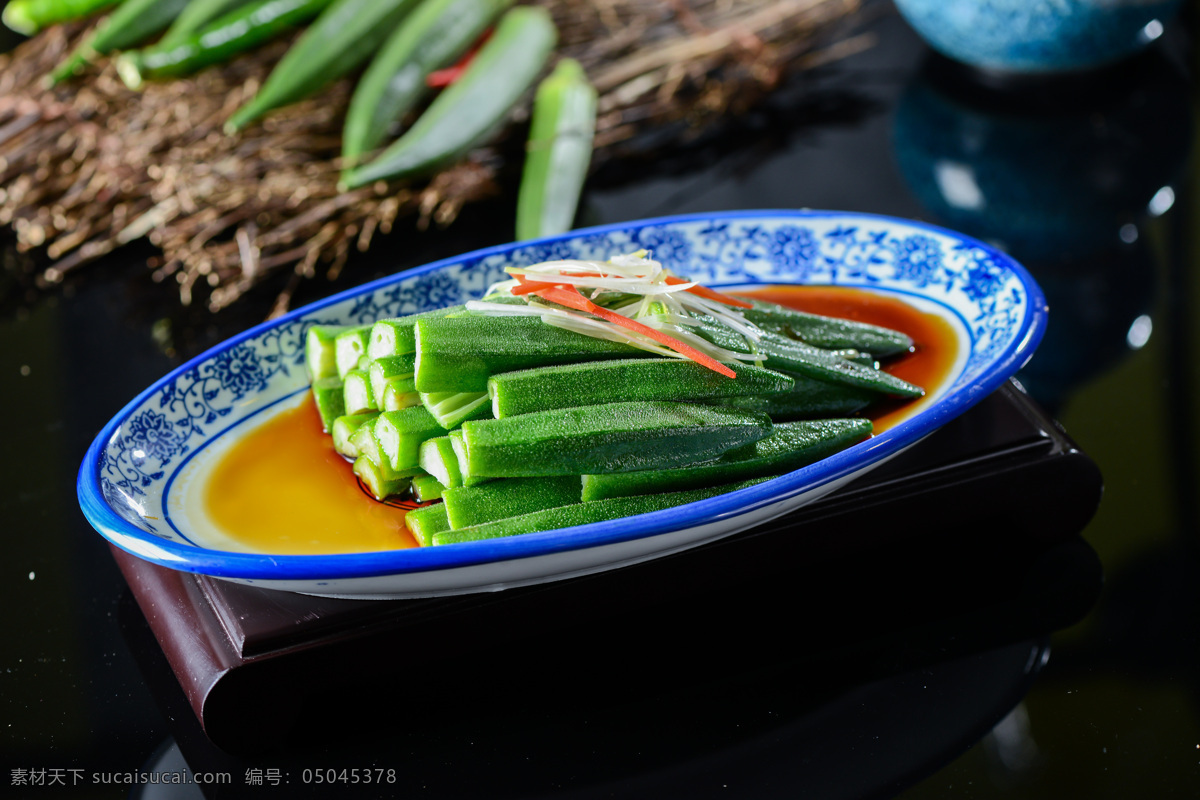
[4,3,1200,797]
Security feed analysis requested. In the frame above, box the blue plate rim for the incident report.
[77,209,1049,582]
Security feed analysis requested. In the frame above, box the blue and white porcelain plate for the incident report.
[78,211,1047,598]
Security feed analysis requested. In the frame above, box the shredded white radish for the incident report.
[465,300,547,316]
[541,313,681,358]
[508,271,695,295]
[640,318,761,363]
[476,251,759,372]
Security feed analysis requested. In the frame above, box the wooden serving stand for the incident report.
[112,380,1104,755]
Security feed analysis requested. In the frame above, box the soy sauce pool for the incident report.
[203,286,960,555]
[734,285,960,432]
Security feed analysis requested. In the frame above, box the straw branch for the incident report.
[0,0,864,314]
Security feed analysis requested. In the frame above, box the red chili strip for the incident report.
[426,30,492,88]
[662,276,753,308]
[529,284,736,379]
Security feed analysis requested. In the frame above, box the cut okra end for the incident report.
[353,456,411,501]
[405,502,450,546]
[332,412,379,458]
[115,53,147,90]
[411,473,448,503]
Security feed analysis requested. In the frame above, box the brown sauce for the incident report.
[204,286,957,553]
[204,398,417,554]
[733,285,959,432]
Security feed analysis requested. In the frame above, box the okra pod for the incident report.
[433,479,767,545]
[115,0,334,88]
[157,0,257,49]
[448,429,492,487]
[51,0,191,84]
[418,436,463,489]
[367,305,464,360]
[515,58,596,241]
[331,412,377,458]
[3,0,119,36]
[381,377,420,411]
[411,473,447,503]
[342,5,556,188]
[414,314,644,393]
[419,391,491,429]
[487,358,793,418]
[760,334,923,398]
[440,475,581,529]
[743,300,914,358]
[342,368,376,415]
[580,418,873,501]
[460,401,772,477]
[368,354,416,405]
[353,455,410,501]
[304,324,348,380]
[311,376,345,431]
[341,0,511,169]
[708,376,878,421]
[333,325,372,379]
[405,502,450,546]
[226,0,422,133]
[373,406,447,473]
[348,418,389,474]
[690,314,922,399]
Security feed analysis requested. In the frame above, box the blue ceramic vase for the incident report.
[893,0,1182,73]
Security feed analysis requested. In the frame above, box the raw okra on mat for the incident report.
[341,5,557,188]
[302,251,924,546]
[116,0,335,87]
[3,0,119,37]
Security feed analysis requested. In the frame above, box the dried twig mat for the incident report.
[0,0,868,314]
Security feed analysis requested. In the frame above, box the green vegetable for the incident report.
[709,376,878,421]
[3,0,119,36]
[341,5,556,188]
[304,324,348,380]
[331,412,377,457]
[757,333,923,398]
[448,429,492,487]
[487,358,794,418]
[367,305,465,360]
[410,473,447,503]
[460,401,772,477]
[341,0,511,169]
[353,455,409,500]
[689,314,922,399]
[440,475,581,530]
[515,58,596,240]
[381,377,420,411]
[115,0,333,88]
[52,0,191,84]
[433,479,766,545]
[310,376,345,431]
[333,325,372,379]
[157,0,257,49]
[226,0,422,133]
[405,502,450,546]
[743,300,914,357]
[368,354,416,400]
[580,418,873,501]
[418,436,463,488]
[342,368,376,415]
[372,406,447,473]
[419,391,490,429]
[348,418,388,472]
[414,314,644,393]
